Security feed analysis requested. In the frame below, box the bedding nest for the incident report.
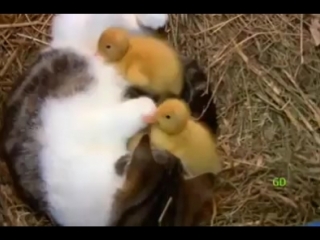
[1,14,320,226]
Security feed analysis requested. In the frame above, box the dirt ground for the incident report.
[0,14,320,226]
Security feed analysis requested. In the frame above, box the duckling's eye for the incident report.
[165,115,171,119]
[106,45,111,49]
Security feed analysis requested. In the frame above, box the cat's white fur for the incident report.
[39,52,156,226]
[38,14,168,226]
[50,14,168,54]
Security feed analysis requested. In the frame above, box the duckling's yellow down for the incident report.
[97,27,183,97]
[128,99,221,177]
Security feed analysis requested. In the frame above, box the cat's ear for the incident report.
[131,133,153,163]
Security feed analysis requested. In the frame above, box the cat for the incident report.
[0,47,156,226]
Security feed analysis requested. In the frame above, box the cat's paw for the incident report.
[134,97,157,118]
[136,14,168,30]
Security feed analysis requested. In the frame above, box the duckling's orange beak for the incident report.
[142,114,156,124]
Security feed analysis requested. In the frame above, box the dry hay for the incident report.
[0,14,320,226]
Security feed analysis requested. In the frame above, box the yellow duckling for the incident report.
[128,99,222,177]
[97,27,183,97]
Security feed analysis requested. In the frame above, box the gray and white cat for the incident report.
[1,14,168,226]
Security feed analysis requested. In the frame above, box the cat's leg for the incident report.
[112,97,156,138]
[82,97,156,138]
[50,14,89,46]
[136,14,168,30]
